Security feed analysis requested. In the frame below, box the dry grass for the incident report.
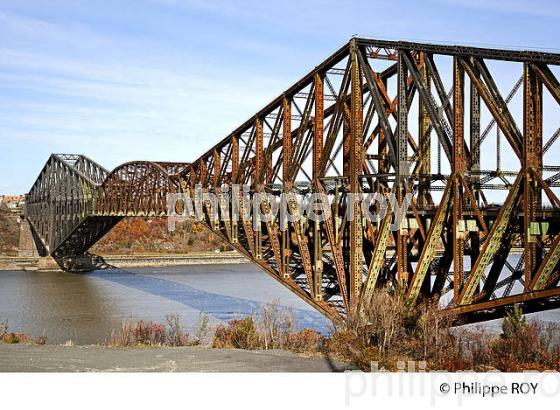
[104,298,560,372]
[211,300,325,354]
[109,314,191,347]
[324,288,560,372]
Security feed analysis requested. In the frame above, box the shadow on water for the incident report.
[89,268,332,334]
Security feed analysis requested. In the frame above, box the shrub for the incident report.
[110,315,190,347]
[111,320,134,346]
[339,294,560,372]
[106,303,560,372]
[324,287,414,370]
[193,313,211,346]
[327,329,362,360]
[212,324,230,348]
[0,320,40,345]
[255,300,294,349]
[286,328,325,353]
[353,287,411,354]
[212,317,259,349]
[3,332,33,344]
[0,320,7,338]
[35,331,48,345]
[166,314,189,346]
[489,315,560,371]
[502,305,527,339]
[211,302,301,351]
[412,300,461,368]
[134,320,166,346]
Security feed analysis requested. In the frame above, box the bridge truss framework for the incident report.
[26,38,560,323]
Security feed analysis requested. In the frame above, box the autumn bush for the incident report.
[134,320,167,345]
[285,328,325,353]
[211,301,325,353]
[196,294,559,372]
[254,300,294,349]
[487,307,560,371]
[1,332,32,344]
[325,287,424,370]
[166,314,190,346]
[212,317,260,349]
[0,320,47,345]
[103,298,560,373]
[324,288,560,372]
[109,314,191,347]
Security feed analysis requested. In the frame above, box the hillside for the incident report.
[91,218,229,255]
[0,205,19,256]
[0,209,228,256]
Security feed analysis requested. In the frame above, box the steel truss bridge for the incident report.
[25,38,560,323]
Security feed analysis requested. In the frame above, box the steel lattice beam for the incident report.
[25,38,560,323]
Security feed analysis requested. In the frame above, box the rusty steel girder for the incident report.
[25,38,560,323]
[25,154,188,259]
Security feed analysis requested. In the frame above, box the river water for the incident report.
[1,264,559,345]
[0,264,332,344]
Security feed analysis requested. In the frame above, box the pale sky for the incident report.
[0,0,559,194]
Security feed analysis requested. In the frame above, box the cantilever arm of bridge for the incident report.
[24,38,560,323]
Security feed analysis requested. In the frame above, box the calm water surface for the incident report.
[0,264,331,344]
[1,263,559,344]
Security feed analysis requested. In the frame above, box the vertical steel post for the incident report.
[524,63,543,287]
[314,72,324,180]
[255,118,264,186]
[418,53,431,207]
[469,65,481,274]
[453,57,466,300]
[282,97,292,185]
[282,97,292,278]
[349,39,363,306]
[231,136,239,243]
[231,137,239,183]
[212,148,221,230]
[396,50,409,283]
[255,118,264,258]
[313,73,324,300]
[213,149,220,187]
[314,218,323,300]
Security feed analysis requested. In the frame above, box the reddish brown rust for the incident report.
[25,38,560,323]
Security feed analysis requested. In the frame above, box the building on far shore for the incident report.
[0,195,25,212]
